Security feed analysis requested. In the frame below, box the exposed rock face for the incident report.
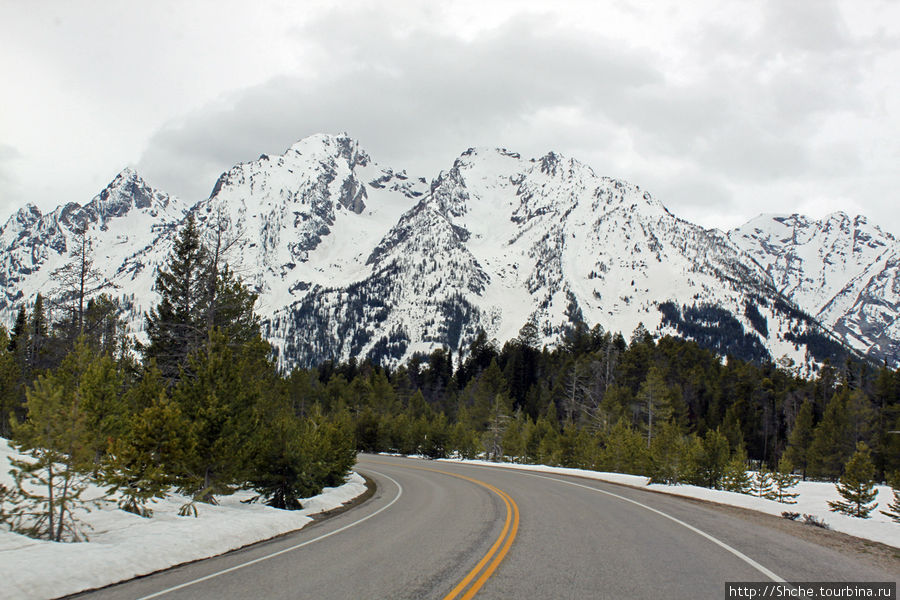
[2,134,896,372]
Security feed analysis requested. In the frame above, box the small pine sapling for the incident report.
[752,464,775,499]
[772,456,799,504]
[827,442,877,518]
[0,482,10,527]
[721,447,752,493]
[880,472,900,524]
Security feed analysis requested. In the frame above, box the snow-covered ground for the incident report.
[439,458,900,549]
[0,439,367,600]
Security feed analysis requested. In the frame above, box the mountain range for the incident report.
[2,133,897,372]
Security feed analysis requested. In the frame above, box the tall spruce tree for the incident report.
[637,365,673,448]
[0,326,20,438]
[784,400,815,479]
[144,215,210,382]
[808,391,854,480]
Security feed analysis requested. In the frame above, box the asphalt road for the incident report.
[75,455,898,600]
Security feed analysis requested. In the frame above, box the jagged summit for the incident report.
[0,167,186,320]
[729,211,900,364]
[2,133,897,371]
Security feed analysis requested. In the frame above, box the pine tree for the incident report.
[637,365,673,448]
[828,442,877,518]
[648,420,687,484]
[249,391,313,510]
[721,445,752,493]
[784,400,815,480]
[171,330,260,503]
[683,428,730,488]
[752,464,775,499]
[101,393,192,516]
[451,405,480,459]
[599,417,648,475]
[880,472,900,523]
[26,294,52,372]
[144,215,210,382]
[8,369,95,541]
[771,456,799,504]
[808,392,853,481]
[0,326,21,438]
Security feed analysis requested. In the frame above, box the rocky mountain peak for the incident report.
[2,133,898,371]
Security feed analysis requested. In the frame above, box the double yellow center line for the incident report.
[372,461,520,599]
[439,471,519,600]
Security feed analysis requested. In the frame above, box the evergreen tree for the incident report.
[451,405,480,459]
[721,445,752,493]
[751,464,775,499]
[784,401,815,480]
[828,442,877,518]
[423,413,452,459]
[684,428,730,488]
[771,456,799,504]
[0,326,21,438]
[8,367,95,541]
[249,390,313,510]
[171,331,263,503]
[599,417,648,475]
[808,391,853,481]
[648,420,688,484]
[637,365,673,448]
[101,393,192,516]
[880,472,900,523]
[144,215,210,382]
[25,294,52,372]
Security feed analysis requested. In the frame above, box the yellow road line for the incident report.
[368,460,519,600]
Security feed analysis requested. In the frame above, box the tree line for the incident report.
[300,320,900,496]
[3,217,900,540]
[0,217,354,541]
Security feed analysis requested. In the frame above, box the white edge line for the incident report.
[522,471,786,583]
[136,470,403,600]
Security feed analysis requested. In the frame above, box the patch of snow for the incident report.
[0,438,367,600]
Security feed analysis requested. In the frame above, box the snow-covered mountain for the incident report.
[730,213,900,367]
[1,134,896,371]
[0,168,187,326]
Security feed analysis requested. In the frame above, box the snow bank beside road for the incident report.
[0,439,367,600]
[440,458,900,549]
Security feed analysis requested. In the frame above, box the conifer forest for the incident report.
[1,217,900,543]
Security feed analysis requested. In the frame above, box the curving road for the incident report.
[75,455,898,600]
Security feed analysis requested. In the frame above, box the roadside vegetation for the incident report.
[0,217,354,541]
[2,219,899,541]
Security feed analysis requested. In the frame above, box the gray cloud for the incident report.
[0,144,23,210]
[129,3,900,236]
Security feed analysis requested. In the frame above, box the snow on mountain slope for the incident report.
[0,168,186,328]
[271,145,827,369]
[192,133,425,313]
[1,134,894,371]
[730,214,900,365]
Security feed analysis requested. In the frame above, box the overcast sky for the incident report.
[2,0,899,236]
